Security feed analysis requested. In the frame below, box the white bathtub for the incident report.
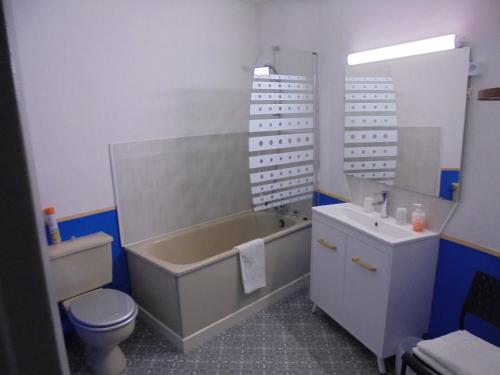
[125,210,311,352]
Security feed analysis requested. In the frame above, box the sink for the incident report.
[312,203,438,245]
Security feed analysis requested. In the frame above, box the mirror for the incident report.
[344,47,470,201]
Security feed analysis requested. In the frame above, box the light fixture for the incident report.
[253,66,270,77]
[347,34,458,66]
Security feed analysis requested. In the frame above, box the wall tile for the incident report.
[110,133,252,245]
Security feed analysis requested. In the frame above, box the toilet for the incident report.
[49,232,137,375]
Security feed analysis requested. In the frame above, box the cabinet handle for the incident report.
[352,257,377,271]
[317,238,337,250]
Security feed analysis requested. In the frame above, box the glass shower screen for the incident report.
[248,47,318,214]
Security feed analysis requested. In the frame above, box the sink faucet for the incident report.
[372,191,390,218]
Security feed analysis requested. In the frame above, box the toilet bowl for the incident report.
[48,232,137,375]
[64,288,137,375]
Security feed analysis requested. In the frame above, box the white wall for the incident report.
[9,0,258,218]
[8,0,500,251]
[256,0,500,251]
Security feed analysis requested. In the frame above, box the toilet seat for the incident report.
[69,289,137,331]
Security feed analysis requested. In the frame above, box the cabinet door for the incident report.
[343,236,390,355]
[310,219,347,322]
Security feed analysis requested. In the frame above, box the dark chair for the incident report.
[401,271,500,375]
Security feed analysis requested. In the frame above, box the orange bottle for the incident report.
[44,207,61,244]
[411,203,426,232]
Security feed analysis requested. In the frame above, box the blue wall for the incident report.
[57,209,131,294]
[428,239,500,345]
[439,170,460,200]
[313,191,344,206]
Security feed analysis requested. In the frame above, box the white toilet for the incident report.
[49,232,137,375]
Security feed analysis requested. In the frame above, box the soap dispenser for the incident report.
[411,204,426,232]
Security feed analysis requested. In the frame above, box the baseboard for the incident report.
[137,306,185,351]
[137,274,310,353]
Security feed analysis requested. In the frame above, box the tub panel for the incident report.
[178,227,311,336]
[127,253,182,336]
[266,228,311,289]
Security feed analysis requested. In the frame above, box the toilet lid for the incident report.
[69,289,136,328]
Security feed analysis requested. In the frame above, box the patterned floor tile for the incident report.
[67,289,394,374]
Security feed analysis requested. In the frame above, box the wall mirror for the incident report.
[343,47,470,201]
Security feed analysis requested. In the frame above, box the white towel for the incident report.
[237,238,266,294]
[417,330,500,375]
[412,347,454,375]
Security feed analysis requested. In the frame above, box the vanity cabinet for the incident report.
[310,208,439,373]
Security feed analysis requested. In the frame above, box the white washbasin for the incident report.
[313,202,438,245]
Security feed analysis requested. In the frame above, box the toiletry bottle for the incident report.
[411,204,426,232]
[44,207,61,244]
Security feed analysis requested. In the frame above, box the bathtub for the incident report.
[125,210,311,352]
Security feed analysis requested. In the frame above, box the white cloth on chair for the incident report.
[412,347,454,375]
[416,330,500,375]
[237,238,266,294]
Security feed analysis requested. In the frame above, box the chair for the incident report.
[401,271,500,375]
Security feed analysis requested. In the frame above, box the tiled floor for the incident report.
[67,289,394,374]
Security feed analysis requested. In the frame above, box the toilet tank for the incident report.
[48,232,113,301]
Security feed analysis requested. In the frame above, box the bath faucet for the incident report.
[372,191,390,218]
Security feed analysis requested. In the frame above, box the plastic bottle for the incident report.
[44,207,61,244]
[411,203,426,232]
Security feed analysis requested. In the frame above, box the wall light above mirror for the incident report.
[344,45,470,201]
[347,34,458,65]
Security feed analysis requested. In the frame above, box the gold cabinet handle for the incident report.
[352,257,377,271]
[317,238,337,250]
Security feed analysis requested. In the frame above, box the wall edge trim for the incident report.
[440,232,500,258]
[57,206,116,223]
[55,198,499,258]
[318,189,350,202]
[318,190,499,258]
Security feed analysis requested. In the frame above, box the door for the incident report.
[310,219,347,322]
[343,236,390,355]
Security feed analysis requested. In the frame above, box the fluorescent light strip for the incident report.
[347,34,457,66]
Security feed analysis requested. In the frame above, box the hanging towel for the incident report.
[416,330,500,375]
[237,238,266,294]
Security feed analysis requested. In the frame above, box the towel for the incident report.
[237,238,266,294]
[417,330,500,375]
[412,347,454,375]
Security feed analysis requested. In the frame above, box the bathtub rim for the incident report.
[124,210,311,277]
